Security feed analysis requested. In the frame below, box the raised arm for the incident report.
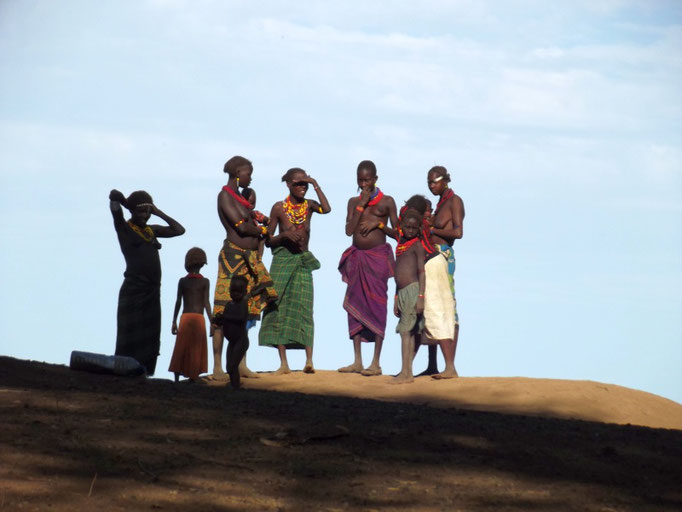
[304,176,331,214]
[345,190,369,236]
[109,189,126,227]
[149,204,186,238]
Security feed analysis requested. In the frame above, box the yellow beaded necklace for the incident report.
[283,196,308,225]
[127,220,155,242]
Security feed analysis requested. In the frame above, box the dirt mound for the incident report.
[221,370,682,430]
[2,356,681,511]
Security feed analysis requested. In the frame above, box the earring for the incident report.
[237,176,240,186]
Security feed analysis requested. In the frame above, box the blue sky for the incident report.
[1,1,680,403]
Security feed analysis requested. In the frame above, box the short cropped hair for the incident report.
[223,156,253,176]
[401,207,422,224]
[405,194,429,214]
[230,275,248,290]
[241,187,255,202]
[282,168,305,183]
[357,160,377,176]
[126,190,153,209]
[429,165,451,183]
[185,247,207,272]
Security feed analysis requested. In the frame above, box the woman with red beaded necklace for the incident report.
[258,168,331,374]
[210,156,277,383]
[338,160,399,377]
[421,165,466,379]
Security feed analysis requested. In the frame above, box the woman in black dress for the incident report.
[109,189,185,375]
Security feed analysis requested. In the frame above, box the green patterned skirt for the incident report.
[259,247,320,349]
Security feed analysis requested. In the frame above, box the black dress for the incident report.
[113,215,162,375]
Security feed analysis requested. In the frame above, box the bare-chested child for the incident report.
[242,187,269,261]
[391,209,426,384]
[214,276,250,390]
[258,168,331,374]
[168,247,213,382]
[338,160,399,376]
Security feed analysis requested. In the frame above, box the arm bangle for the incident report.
[377,222,385,230]
[234,219,245,228]
[356,205,364,212]
[418,294,425,298]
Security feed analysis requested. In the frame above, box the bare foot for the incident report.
[360,365,382,377]
[389,372,414,385]
[337,363,363,373]
[416,366,439,377]
[432,368,459,380]
[211,370,229,381]
[273,365,291,375]
[240,367,261,379]
[303,364,315,374]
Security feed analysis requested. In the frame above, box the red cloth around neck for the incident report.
[222,186,253,210]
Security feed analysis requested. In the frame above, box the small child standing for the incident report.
[168,247,213,382]
[391,209,426,384]
[214,275,250,390]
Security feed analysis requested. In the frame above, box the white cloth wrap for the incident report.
[423,253,456,341]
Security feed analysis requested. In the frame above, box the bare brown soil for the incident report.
[1,356,681,511]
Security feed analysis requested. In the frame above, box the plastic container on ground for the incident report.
[69,351,146,377]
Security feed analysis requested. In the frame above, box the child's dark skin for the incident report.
[219,279,250,390]
[245,189,268,259]
[172,268,212,335]
[171,265,213,382]
[393,219,426,292]
[392,215,425,384]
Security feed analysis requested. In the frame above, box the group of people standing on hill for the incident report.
[109,156,464,387]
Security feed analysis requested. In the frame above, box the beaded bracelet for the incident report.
[260,225,268,236]
[356,205,364,212]
[377,221,385,230]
